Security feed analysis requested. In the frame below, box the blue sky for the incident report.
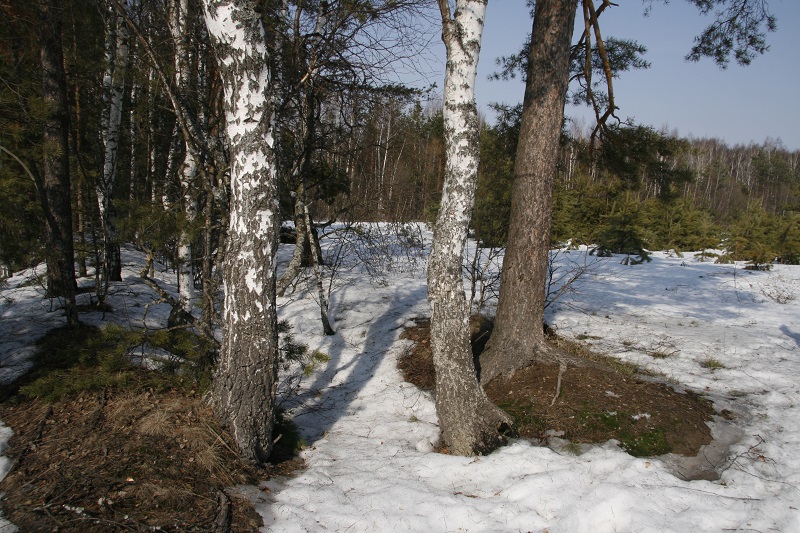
[472,1,800,150]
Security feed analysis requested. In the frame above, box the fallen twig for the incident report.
[551,362,567,406]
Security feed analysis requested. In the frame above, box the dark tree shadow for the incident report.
[780,325,800,348]
[280,281,427,445]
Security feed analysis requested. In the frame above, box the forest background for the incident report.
[2,0,798,290]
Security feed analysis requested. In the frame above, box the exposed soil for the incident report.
[0,386,274,532]
[399,317,715,459]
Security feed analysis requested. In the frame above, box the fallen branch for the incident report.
[551,362,567,406]
[214,489,231,533]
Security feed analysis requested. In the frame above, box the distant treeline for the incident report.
[322,100,799,267]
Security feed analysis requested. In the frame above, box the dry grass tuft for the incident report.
[137,408,173,437]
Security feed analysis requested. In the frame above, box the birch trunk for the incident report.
[172,0,198,313]
[98,3,129,288]
[129,80,138,202]
[428,0,513,456]
[303,193,334,336]
[203,0,279,464]
[480,0,579,385]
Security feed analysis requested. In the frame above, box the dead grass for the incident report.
[0,384,269,531]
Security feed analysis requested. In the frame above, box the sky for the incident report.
[471,1,800,150]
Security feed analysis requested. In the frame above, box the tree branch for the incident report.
[0,143,41,193]
[106,0,224,167]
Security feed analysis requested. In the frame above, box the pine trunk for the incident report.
[203,0,279,465]
[480,0,578,385]
[39,0,79,327]
[428,0,513,456]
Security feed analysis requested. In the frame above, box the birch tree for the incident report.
[202,0,279,464]
[171,0,199,315]
[428,0,513,456]
[97,0,130,292]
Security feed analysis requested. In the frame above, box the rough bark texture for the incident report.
[429,0,513,456]
[276,182,310,296]
[480,0,579,385]
[203,0,279,465]
[302,191,334,336]
[39,0,79,327]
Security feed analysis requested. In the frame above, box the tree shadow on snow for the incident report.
[780,325,800,348]
[280,281,427,445]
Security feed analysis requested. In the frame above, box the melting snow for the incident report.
[2,231,800,531]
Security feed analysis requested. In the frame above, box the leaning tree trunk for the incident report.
[39,0,79,328]
[203,0,279,465]
[428,0,514,456]
[479,0,578,386]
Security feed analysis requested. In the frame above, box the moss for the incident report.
[619,429,671,457]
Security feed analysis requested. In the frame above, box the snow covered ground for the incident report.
[2,230,800,532]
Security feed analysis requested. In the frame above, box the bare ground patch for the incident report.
[399,317,714,458]
[0,384,286,532]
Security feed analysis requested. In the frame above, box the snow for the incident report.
[2,231,800,531]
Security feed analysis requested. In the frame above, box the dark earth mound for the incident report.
[399,317,715,458]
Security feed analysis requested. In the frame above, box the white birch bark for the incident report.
[171,0,198,312]
[146,67,159,204]
[428,0,513,456]
[202,0,279,464]
[129,80,138,202]
[98,3,130,287]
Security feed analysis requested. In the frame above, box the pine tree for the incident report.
[727,203,777,270]
[775,212,800,264]
[595,194,651,264]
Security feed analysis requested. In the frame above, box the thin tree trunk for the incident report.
[203,0,279,465]
[276,180,309,296]
[428,0,513,456]
[200,173,216,338]
[172,0,199,313]
[129,78,138,203]
[68,9,88,279]
[480,0,579,385]
[302,190,334,335]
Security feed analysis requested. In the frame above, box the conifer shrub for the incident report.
[15,324,216,402]
[594,197,652,264]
